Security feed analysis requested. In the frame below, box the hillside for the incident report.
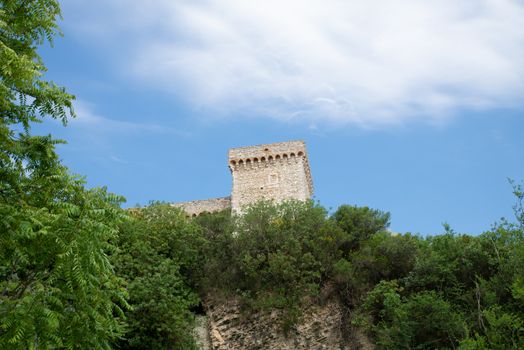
[115,199,524,349]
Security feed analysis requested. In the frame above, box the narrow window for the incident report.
[268,174,279,184]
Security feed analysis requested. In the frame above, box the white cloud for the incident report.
[72,101,188,135]
[109,155,129,164]
[66,0,524,127]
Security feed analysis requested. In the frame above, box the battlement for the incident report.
[228,140,307,163]
[228,140,313,197]
[228,140,313,213]
[172,140,314,216]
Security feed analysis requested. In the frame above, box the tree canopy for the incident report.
[1,1,128,348]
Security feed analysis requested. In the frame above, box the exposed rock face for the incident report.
[194,315,212,350]
[201,297,370,350]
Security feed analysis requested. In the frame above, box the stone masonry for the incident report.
[172,197,231,217]
[205,298,345,349]
[195,292,375,350]
[172,140,313,215]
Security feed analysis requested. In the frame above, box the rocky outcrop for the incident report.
[199,297,373,350]
[194,315,212,350]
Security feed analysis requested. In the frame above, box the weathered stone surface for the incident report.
[171,197,231,217]
[229,140,313,214]
[194,315,212,350]
[203,298,356,350]
[172,140,314,216]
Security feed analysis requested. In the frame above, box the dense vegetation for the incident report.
[112,205,203,349]
[104,194,524,350]
[191,196,524,350]
[1,0,523,349]
[1,0,127,348]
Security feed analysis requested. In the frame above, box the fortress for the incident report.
[172,140,313,216]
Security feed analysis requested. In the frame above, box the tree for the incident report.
[361,281,466,349]
[196,200,351,331]
[113,204,203,350]
[1,0,73,127]
[1,1,128,348]
[331,205,390,251]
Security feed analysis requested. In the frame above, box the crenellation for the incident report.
[173,140,314,216]
[228,140,305,159]
[229,140,313,214]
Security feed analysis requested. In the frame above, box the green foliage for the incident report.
[194,209,237,292]
[0,0,131,348]
[113,204,203,350]
[0,172,129,349]
[196,200,410,333]
[331,205,390,251]
[351,184,524,349]
[403,233,498,302]
[331,231,420,308]
[196,200,351,330]
[510,179,524,230]
[459,306,524,349]
[232,201,330,327]
[0,100,128,348]
[362,281,466,349]
[0,0,74,127]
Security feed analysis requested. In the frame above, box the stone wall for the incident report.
[228,140,313,213]
[171,197,231,217]
[172,140,314,216]
[200,296,374,350]
[206,299,342,349]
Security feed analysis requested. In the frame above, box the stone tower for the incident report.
[228,140,313,213]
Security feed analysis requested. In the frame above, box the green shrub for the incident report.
[113,204,203,350]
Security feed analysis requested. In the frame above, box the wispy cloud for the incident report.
[109,155,129,164]
[72,101,189,136]
[66,0,524,127]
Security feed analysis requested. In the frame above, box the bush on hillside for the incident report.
[112,204,204,350]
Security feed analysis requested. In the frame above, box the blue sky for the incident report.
[35,0,524,235]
